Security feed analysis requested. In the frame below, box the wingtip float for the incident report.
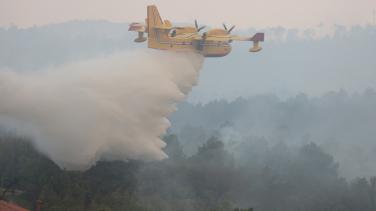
[129,5,264,57]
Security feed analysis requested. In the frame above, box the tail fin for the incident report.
[147,5,163,38]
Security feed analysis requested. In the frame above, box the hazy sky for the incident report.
[1,0,375,29]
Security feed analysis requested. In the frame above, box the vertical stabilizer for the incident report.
[147,5,163,39]
[146,5,170,49]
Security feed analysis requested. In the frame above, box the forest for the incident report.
[0,22,375,211]
[1,91,376,211]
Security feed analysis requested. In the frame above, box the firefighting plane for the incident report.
[129,5,264,57]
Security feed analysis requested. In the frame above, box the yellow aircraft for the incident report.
[129,5,264,57]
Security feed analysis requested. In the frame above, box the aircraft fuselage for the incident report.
[148,29,232,57]
[129,5,264,57]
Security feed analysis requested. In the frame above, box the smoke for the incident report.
[0,50,203,170]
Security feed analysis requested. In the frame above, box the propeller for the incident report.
[195,20,206,32]
[223,23,236,34]
[202,32,207,40]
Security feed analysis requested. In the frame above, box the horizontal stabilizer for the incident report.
[129,23,146,32]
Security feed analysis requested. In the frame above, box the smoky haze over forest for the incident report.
[0,21,376,210]
[0,21,376,176]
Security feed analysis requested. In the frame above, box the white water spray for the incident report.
[0,50,203,170]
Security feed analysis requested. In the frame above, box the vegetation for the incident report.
[0,131,375,211]
[170,89,376,179]
[0,21,375,211]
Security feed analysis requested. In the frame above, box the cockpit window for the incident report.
[169,29,177,37]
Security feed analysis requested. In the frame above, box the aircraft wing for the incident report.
[193,33,264,42]
[192,34,231,41]
[192,34,205,40]
[229,35,252,41]
[173,33,199,39]
[192,32,264,52]
[230,33,265,42]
